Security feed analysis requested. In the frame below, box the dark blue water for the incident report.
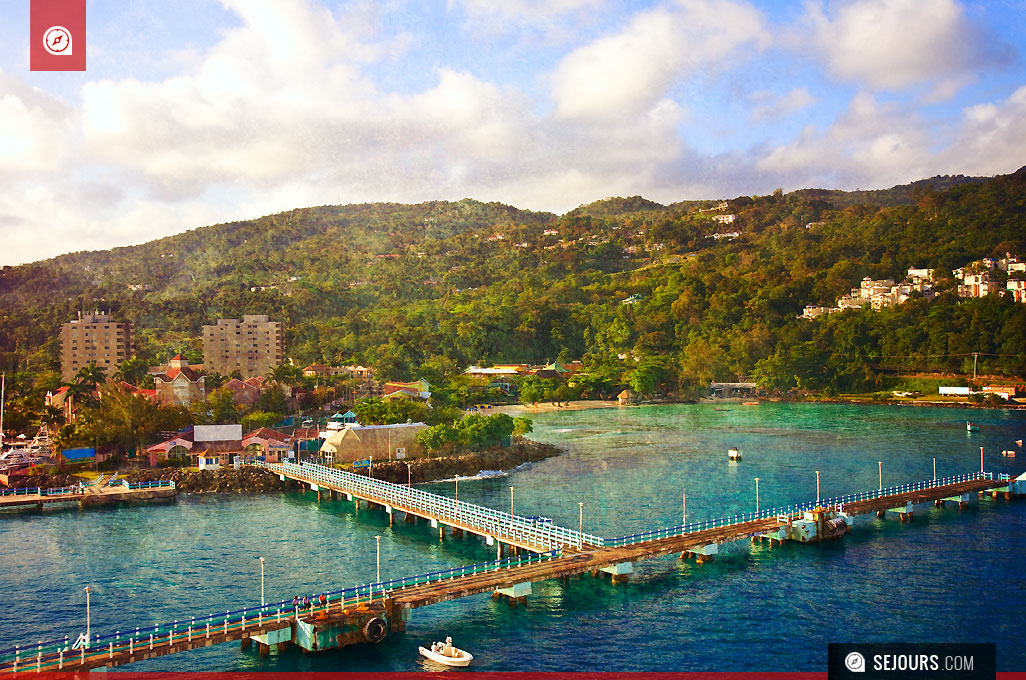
[1,403,1024,671]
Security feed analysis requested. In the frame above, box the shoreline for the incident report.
[120,439,563,493]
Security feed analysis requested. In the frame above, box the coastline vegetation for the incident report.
[2,168,1026,451]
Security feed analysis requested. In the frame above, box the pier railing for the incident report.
[603,471,994,548]
[0,480,175,501]
[263,461,603,549]
[0,548,560,673]
[119,480,176,490]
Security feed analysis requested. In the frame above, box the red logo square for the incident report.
[30,0,86,71]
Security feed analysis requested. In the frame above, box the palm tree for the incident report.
[64,362,108,410]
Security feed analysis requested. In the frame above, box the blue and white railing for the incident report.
[0,548,561,673]
[604,471,995,548]
[262,461,604,550]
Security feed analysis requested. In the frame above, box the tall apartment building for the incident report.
[202,315,284,377]
[60,311,133,381]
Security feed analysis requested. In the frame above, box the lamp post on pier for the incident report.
[454,475,459,503]
[406,462,412,487]
[816,470,821,506]
[578,502,584,540]
[259,556,265,606]
[375,535,381,583]
[84,586,91,645]
[509,486,514,517]
[682,489,686,525]
[878,461,883,491]
[980,446,984,474]
[754,478,760,514]
[933,457,937,481]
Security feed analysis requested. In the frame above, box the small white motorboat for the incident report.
[728,447,742,461]
[419,639,473,667]
[966,421,979,432]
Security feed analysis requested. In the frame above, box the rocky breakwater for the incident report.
[125,466,283,494]
[4,473,83,490]
[363,440,563,485]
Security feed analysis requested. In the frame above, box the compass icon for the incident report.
[43,26,73,56]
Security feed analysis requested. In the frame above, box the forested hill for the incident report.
[1,168,1025,396]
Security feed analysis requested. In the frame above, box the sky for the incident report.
[0,0,1024,266]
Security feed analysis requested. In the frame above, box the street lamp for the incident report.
[510,486,514,517]
[816,470,821,505]
[406,462,412,487]
[375,536,381,583]
[454,475,459,503]
[980,446,984,474]
[754,478,760,514]
[933,457,937,481]
[578,502,584,544]
[878,461,883,491]
[682,489,686,525]
[84,586,91,645]
[259,557,265,606]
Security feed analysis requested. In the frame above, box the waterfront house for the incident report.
[617,389,641,405]
[241,427,293,463]
[318,422,427,464]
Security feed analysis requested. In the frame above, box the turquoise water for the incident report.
[1,402,1024,671]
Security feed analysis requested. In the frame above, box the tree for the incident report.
[416,423,457,453]
[354,397,430,425]
[241,411,282,430]
[208,387,240,424]
[117,357,150,385]
[512,416,533,436]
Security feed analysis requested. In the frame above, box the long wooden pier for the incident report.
[0,480,175,511]
[0,467,1021,673]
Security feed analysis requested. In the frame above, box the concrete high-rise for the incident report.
[202,315,284,377]
[60,311,133,381]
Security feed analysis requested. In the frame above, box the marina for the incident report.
[0,403,1024,672]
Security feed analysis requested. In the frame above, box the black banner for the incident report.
[829,643,996,680]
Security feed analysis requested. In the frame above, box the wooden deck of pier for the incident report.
[0,471,1017,674]
[0,484,176,510]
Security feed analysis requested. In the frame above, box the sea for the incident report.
[1,402,1024,672]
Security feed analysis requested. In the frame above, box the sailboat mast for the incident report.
[0,372,5,448]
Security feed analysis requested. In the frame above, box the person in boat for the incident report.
[442,636,454,656]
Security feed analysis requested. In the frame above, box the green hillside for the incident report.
[2,169,1025,406]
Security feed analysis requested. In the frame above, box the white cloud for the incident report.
[802,0,1014,97]
[936,85,1026,177]
[749,87,815,121]
[450,0,606,40]
[757,91,933,188]
[549,0,770,121]
[0,70,72,173]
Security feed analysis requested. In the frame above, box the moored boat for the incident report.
[728,447,742,461]
[419,637,473,667]
[966,421,979,432]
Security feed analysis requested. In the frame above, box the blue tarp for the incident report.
[62,447,96,460]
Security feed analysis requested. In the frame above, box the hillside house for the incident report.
[153,355,206,407]
[222,377,264,407]
[382,378,431,403]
